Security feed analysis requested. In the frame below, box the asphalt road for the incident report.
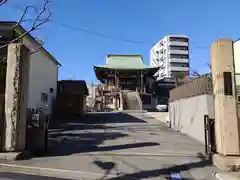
[0,112,218,180]
[0,172,75,180]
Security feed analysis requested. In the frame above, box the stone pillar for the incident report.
[4,43,29,152]
[119,92,123,111]
[211,39,240,171]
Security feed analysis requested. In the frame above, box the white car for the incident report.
[156,104,168,112]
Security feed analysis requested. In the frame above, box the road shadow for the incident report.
[21,112,159,158]
[47,131,159,156]
[49,112,147,132]
[93,160,117,180]
[101,156,214,180]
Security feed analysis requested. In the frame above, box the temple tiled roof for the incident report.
[94,55,158,70]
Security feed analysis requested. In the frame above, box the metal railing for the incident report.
[204,115,216,157]
[135,89,143,111]
[0,95,4,151]
[26,104,49,152]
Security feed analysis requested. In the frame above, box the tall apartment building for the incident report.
[150,35,190,80]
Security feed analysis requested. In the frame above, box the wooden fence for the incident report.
[170,74,213,102]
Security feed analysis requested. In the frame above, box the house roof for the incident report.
[58,80,89,95]
[0,21,61,66]
[94,54,158,70]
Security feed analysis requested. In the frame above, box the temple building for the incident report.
[93,54,159,111]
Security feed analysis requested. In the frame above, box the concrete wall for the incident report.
[23,39,58,115]
[169,94,213,144]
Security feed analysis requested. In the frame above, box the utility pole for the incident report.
[92,81,94,108]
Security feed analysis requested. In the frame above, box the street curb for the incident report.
[71,152,206,158]
[215,172,240,180]
[0,152,21,161]
[0,150,34,161]
[0,163,118,180]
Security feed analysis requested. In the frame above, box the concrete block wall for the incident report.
[169,94,214,144]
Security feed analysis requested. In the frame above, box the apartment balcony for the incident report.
[170,66,189,72]
[169,58,189,63]
[169,41,188,46]
[169,49,188,55]
[159,60,164,66]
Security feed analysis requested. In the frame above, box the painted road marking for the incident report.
[169,172,182,180]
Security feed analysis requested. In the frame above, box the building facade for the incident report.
[23,32,59,116]
[94,55,158,111]
[0,22,60,116]
[150,35,190,80]
[86,83,98,108]
[0,21,60,151]
[56,80,89,118]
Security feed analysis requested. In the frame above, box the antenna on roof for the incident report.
[69,75,75,80]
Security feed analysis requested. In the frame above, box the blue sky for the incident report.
[1,0,240,83]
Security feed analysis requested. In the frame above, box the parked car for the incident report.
[156,104,168,112]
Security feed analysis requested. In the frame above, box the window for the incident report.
[41,93,48,102]
[170,54,189,59]
[170,46,188,51]
[170,62,189,67]
[169,37,188,42]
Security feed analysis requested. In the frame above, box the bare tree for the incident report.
[191,70,201,77]
[206,63,211,70]
[0,0,7,6]
[0,0,52,54]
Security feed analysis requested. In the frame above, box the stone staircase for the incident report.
[123,90,142,111]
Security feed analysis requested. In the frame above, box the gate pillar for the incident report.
[4,43,29,151]
[211,39,240,171]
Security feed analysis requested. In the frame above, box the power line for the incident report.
[53,21,210,50]
[51,21,151,45]
[7,3,210,50]
[7,3,210,49]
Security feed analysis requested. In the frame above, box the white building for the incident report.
[23,32,60,115]
[150,35,190,80]
[0,21,61,151]
[1,22,61,115]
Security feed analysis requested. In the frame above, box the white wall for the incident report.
[23,39,58,115]
[234,40,240,74]
[169,94,214,144]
